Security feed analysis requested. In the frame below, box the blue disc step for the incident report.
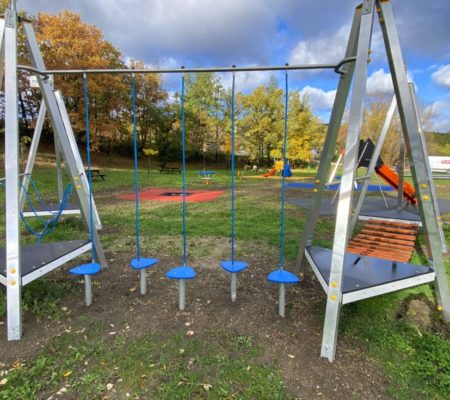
[130,257,158,270]
[69,262,101,276]
[166,266,196,280]
[221,260,248,274]
[267,269,300,284]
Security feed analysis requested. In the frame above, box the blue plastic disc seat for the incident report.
[221,260,248,274]
[198,171,215,175]
[166,266,196,280]
[267,269,300,284]
[130,257,158,270]
[69,262,101,276]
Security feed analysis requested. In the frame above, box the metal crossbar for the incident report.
[17,57,356,77]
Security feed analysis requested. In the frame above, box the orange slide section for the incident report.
[263,168,277,177]
[376,164,416,204]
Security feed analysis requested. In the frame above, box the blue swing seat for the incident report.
[267,269,300,284]
[166,266,196,280]
[69,262,101,276]
[130,257,158,270]
[221,260,248,274]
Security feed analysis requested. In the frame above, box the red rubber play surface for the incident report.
[118,188,224,203]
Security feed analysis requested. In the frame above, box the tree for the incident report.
[271,92,325,163]
[34,11,127,148]
[239,77,283,164]
[184,72,224,159]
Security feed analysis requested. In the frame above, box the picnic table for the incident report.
[85,168,106,180]
[159,166,181,174]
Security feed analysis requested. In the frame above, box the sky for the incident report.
[20,0,450,133]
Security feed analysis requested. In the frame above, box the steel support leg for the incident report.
[295,6,361,273]
[22,22,108,270]
[321,0,375,362]
[397,136,405,211]
[409,83,447,253]
[19,102,46,210]
[350,95,397,231]
[378,0,450,321]
[178,280,186,311]
[84,275,92,306]
[230,272,237,302]
[140,269,147,295]
[4,5,22,340]
[55,134,64,203]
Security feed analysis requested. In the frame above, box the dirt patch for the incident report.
[0,249,389,399]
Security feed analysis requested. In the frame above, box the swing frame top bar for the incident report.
[17,57,356,77]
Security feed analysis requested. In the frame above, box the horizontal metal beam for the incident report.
[17,57,356,77]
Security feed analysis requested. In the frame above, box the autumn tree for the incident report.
[184,72,224,160]
[239,77,284,164]
[270,93,325,162]
[33,11,127,148]
[128,60,167,156]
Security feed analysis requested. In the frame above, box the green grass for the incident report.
[0,164,449,399]
[0,329,290,400]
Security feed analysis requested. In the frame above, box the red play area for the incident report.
[118,188,224,203]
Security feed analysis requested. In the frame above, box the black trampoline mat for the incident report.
[306,246,433,294]
[288,196,450,217]
[0,240,90,278]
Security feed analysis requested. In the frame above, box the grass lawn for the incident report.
[0,163,449,399]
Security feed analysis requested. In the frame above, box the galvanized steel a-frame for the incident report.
[2,2,107,340]
[296,0,450,362]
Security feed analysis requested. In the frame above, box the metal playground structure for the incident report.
[1,0,448,363]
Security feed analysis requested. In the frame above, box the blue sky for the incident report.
[20,0,450,132]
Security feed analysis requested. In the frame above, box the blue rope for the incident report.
[83,74,96,262]
[279,70,289,270]
[24,175,56,216]
[20,182,73,242]
[181,73,187,266]
[230,71,236,262]
[0,179,73,242]
[131,74,141,260]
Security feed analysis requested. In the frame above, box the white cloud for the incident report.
[300,85,336,111]
[366,69,393,96]
[425,99,450,133]
[219,70,272,92]
[432,65,450,88]
[289,24,349,65]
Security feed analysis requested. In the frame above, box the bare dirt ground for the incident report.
[0,250,389,399]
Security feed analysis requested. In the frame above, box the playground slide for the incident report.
[263,168,277,177]
[375,164,416,204]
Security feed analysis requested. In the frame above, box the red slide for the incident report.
[376,164,416,204]
[263,168,277,177]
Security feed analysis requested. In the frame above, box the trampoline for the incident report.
[118,188,224,203]
[288,196,450,220]
[284,182,394,192]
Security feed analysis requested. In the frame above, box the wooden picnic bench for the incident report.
[85,168,106,180]
[159,166,181,174]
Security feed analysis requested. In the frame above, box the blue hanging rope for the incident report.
[230,71,236,262]
[181,73,188,266]
[131,73,141,260]
[0,178,73,242]
[279,70,289,270]
[83,73,96,263]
